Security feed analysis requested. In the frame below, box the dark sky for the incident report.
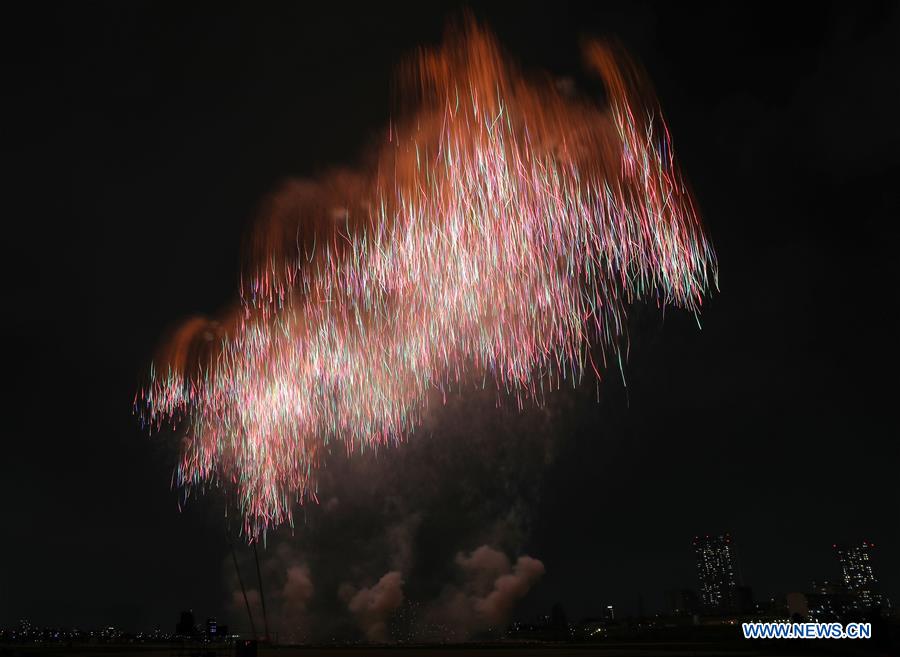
[3,0,899,635]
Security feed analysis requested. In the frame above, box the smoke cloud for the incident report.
[340,571,405,642]
[280,563,314,640]
[226,543,314,643]
[425,545,545,639]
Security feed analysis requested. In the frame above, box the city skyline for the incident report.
[2,533,891,639]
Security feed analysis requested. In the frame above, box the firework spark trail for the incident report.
[139,23,718,540]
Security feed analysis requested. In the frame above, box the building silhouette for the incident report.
[693,534,738,612]
[667,589,700,616]
[175,610,195,637]
[834,541,884,611]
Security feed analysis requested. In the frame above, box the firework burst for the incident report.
[138,22,717,540]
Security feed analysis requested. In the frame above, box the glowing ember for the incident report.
[138,23,718,540]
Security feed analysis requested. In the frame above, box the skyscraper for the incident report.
[834,541,882,611]
[175,610,195,637]
[693,534,738,612]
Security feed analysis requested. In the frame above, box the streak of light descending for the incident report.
[138,23,718,540]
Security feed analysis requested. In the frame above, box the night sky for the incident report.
[4,1,899,636]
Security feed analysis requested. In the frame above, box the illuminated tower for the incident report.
[834,541,882,610]
[693,534,738,612]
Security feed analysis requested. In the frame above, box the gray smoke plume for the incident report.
[340,571,405,641]
[424,545,545,639]
[226,543,314,643]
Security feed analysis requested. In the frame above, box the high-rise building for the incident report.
[804,580,858,621]
[176,610,195,637]
[693,534,738,612]
[834,541,882,611]
[667,589,699,616]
